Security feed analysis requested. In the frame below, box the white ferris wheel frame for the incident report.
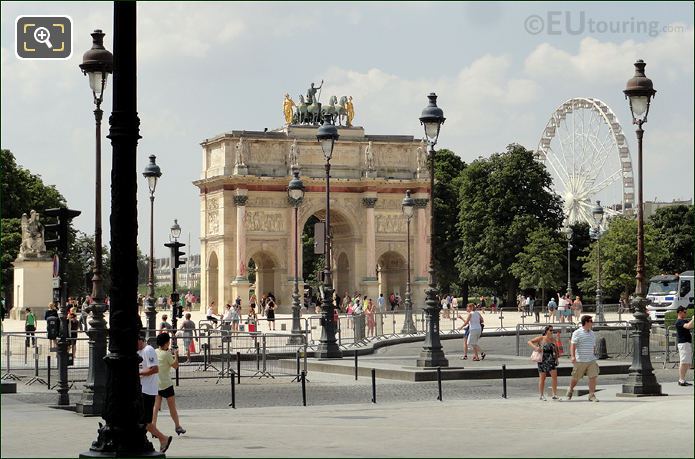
[536,97,635,226]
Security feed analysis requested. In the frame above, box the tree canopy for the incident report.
[510,225,566,294]
[432,148,466,294]
[649,205,694,274]
[1,149,66,302]
[579,216,667,299]
[456,144,564,302]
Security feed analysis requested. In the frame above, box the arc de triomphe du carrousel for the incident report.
[194,85,433,314]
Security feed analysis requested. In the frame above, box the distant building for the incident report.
[154,253,201,289]
[644,199,692,220]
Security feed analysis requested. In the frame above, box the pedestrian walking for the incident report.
[179,313,197,363]
[79,300,89,331]
[675,306,694,386]
[24,308,37,347]
[366,299,376,337]
[159,314,173,335]
[557,293,568,323]
[532,296,541,323]
[44,303,59,350]
[377,293,386,313]
[456,311,470,360]
[528,325,560,400]
[68,312,79,358]
[266,300,276,330]
[137,333,172,453]
[566,315,599,402]
[153,333,186,436]
[572,296,583,322]
[460,303,485,361]
[246,305,258,332]
[547,296,558,322]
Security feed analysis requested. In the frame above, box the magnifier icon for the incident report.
[33,26,53,49]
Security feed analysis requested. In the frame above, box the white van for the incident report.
[646,271,694,322]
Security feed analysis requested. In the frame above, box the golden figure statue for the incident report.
[283,93,296,125]
[346,96,355,127]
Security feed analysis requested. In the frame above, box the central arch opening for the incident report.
[377,251,406,299]
[301,208,355,297]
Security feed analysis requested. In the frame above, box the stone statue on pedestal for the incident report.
[18,210,48,260]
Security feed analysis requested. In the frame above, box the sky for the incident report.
[2,1,693,258]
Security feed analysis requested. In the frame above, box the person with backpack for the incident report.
[25,308,37,347]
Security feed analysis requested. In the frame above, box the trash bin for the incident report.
[596,336,609,360]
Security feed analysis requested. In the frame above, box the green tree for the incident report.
[1,149,66,306]
[579,217,667,300]
[649,205,694,273]
[433,148,466,294]
[456,144,564,303]
[510,225,566,298]
[301,215,324,293]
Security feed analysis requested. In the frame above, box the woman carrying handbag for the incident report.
[528,325,560,401]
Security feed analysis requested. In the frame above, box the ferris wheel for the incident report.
[536,97,635,226]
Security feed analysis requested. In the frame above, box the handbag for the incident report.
[530,349,543,363]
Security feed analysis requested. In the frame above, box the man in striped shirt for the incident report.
[567,315,599,402]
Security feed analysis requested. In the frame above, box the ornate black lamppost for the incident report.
[416,93,448,368]
[619,59,662,397]
[561,219,573,297]
[401,190,416,334]
[76,29,112,416]
[288,168,305,345]
[142,155,162,345]
[590,201,606,324]
[315,115,342,358]
[82,2,159,455]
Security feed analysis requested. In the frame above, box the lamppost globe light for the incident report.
[402,189,415,219]
[171,219,182,240]
[79,29,113,104]
[624,59,656,124]
[142,154,162,195]
[419,93,445,145]
[591,200,604,228]
[287,168,305,201]
[316,114,339,161]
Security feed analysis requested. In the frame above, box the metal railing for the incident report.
[514,321,633,358]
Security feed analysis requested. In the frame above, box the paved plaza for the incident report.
[2,379,693,458]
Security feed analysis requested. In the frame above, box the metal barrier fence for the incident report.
[514,321,633,359]
[1,328,308,387]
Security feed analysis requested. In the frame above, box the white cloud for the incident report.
[524,24,694,83]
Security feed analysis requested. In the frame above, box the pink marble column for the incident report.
[363,197,378,279]
[414,199,429,278]
[234,195,248,280]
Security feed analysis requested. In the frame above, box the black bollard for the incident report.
[355,353,358,381]
[436,366,442,401]
[34,347,39,377]
[301,371,307,406]
[237,351,241,384]
[175,365,180,387]
[502,364,507,399]
[371,368,377,403]
[229,370,236,408]
[296,349,301,382]
[47,356,51,389]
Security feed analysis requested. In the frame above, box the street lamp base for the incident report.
[315,343,343,359]
[416,350,449,368]
[400,320,417,335]
[75,389,105,416]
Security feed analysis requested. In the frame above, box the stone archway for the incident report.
[299,207,357,296]
[336,252,350,297]
[377,251,406,298]
[207,251,219,313]
[249,251,279,303]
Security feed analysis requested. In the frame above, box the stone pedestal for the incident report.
[233,164,248,175]
[364,170,377,179]
[232,278,251,305]
[12,258,53,319]
[361,278,379,304]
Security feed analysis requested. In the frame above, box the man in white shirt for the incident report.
[138,333,172,452]
[567,315,599,402]
[377,294,386,313]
